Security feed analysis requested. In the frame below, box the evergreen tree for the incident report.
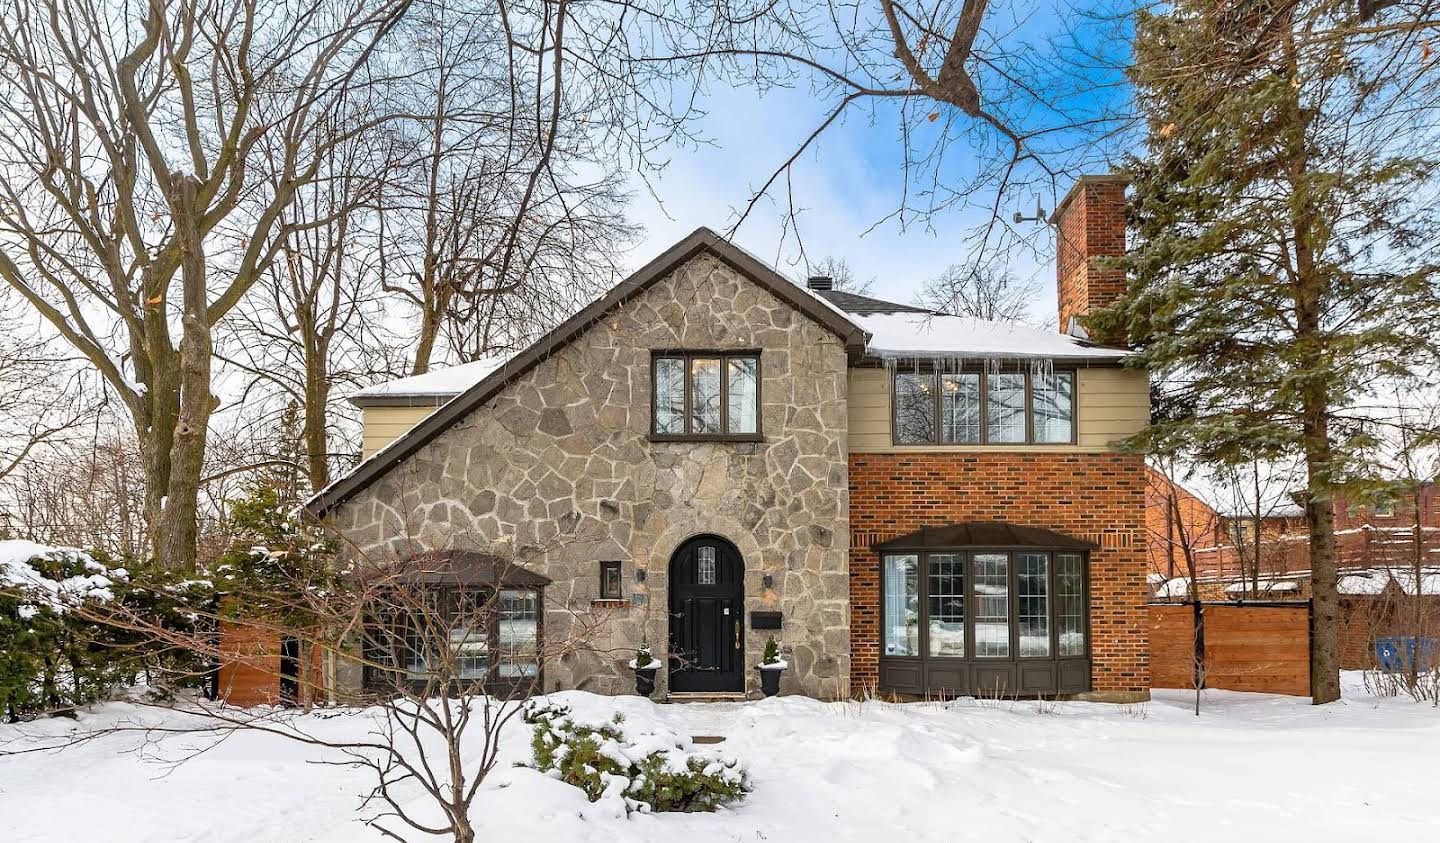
[1092,0,1440,703]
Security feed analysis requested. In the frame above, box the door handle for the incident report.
[735,621,740,650]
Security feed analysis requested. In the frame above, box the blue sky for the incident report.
[619,2,1136,327]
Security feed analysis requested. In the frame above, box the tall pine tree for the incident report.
[1092,0,1440,703]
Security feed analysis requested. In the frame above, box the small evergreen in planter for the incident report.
[756,634,786,697]
[629,641,659,697]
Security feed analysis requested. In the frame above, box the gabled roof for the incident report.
[815,289,932,316]
[307,227,869,515]
[872,522,1100,551]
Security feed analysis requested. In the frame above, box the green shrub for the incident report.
[762,634,780,666]
[0,543,214,721]
[523,700,749,813]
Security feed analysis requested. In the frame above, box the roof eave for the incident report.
[349,394,458,409]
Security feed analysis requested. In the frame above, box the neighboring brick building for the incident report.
[1145,471,1440,668]
[221,174,1153,705]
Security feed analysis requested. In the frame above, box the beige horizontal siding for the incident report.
[847,365,1149,453]
[361,406,439,457]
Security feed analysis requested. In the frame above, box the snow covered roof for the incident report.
[351,310,1130,406]
[852,312,1130,361]
[1224,579,1301,595]
[1155,577,1191,599]
[1338,568,1440,596]
[351,354,514,405]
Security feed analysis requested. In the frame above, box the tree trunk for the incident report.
[303,347,331,490]
[1279,18,1341,706]
[153,174,218,569]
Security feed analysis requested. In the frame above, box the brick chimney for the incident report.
[1052,174,1129,335]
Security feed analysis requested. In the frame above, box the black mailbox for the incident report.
[750,611,782,630]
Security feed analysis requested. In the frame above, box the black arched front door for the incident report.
[668,536,744,693]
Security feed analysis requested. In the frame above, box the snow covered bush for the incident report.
[0,540,212,721]
[523,700,750,813]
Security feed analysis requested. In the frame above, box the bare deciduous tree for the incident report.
[376,0,637,375]
[916,264,1037,322]
[0,0,410,566]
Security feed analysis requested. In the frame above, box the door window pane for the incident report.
[654,357,685,434]
[726,357,758,434]
[928,553,965,657]
[987,373,1026,443]
[497,589,538,678]
[697,545,716,584]
[1017,552,1050,657]
[1032,372,1074,443]
[690,358,722,434]
[973,553,1010,657]
[1057,553,1086,657]
[883,554,920,656]
[940,374,981,444]
[894,373,935,444]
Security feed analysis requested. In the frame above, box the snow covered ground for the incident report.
[1,673,1436,842]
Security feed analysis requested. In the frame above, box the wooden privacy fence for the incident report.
[1148,602,1311,697]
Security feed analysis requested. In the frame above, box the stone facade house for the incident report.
[219,175,1152,705]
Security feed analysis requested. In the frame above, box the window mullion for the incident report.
[932,371,941,445]
[720,354,730,435]
[1009,551,1019,661]
[917,552,928,661]
[682,354,693,435]
[1024,371,1034,444]
[979,373,989,443]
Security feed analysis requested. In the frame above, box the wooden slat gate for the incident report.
[1148,602,1311,696]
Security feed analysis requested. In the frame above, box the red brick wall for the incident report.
[848,452,1150,695]
[1055,176,1129,333]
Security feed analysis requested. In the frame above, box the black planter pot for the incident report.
[757,666,783,697]
[634,665,659,697]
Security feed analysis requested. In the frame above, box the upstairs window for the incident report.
[652,352,761,439]
[893,368,1074,445]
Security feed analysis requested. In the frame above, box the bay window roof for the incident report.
[873,522,1099,552]
[379,550,552,588]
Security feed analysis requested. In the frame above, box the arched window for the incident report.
[875,523,1094,697]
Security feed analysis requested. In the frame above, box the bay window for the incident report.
[361,551,549,696]
[876,523,1094,697]
[892,368,1075,445]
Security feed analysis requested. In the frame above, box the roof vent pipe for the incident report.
[807,275,833,291]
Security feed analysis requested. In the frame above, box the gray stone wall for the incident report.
[331,252,850,698]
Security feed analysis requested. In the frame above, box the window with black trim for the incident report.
[652,352,760,439]
[599,561,623,600]
[880,550,1089,662]
[893,368,1074,445]
[362,585,542,692]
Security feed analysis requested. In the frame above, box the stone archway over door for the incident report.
[669,536,744,693]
